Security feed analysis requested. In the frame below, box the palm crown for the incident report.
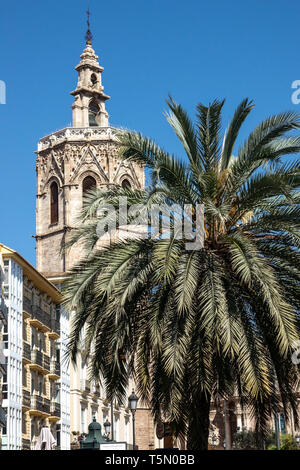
[63,97,300,449]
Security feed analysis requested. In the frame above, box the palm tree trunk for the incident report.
[186,393,211,450]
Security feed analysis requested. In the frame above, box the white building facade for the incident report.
[1,256,23,450]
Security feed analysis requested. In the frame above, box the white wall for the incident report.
[2,258,23,450]
[58,304,70,449]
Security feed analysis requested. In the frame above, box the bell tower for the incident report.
[70,35,110,128]
[35,26,144,284]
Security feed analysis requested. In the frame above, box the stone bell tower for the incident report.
[70,38,110,128]
[35,34,145,284]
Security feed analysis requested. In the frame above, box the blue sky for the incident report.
[0,0,300,265]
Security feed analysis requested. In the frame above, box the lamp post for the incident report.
[110,401,114,441]
[296,434,300,448]
[103,418,111,441]
[128,389,139,450]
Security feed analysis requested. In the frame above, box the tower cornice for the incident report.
[37,126,118,152]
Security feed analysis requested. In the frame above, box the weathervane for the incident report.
[85,7,93,44]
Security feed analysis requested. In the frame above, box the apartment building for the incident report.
[0,252,8,448]
[0,243,70,450]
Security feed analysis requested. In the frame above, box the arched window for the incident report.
[121,179,131,189]
[50,182,59,224]
[91,73,97,86]
[89,99,99,127]
[82,176,96,206]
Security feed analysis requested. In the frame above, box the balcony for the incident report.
[22,389,31,409]
[0,297,8,326]
[43,398,50,414]
[23,342,31,363]
[29,305,51,332]
[29,350,43,372]
[48,318,60,340]
[29,350,52,374]
[48,360,60,380]
[23,297,32,317]
[49,402,61,422]
[29,396,50,417]
[0,406,6,427]
[22,438,31,450]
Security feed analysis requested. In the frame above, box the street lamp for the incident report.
[128,389,139,450]
[103,418,111,441]
[296,434,300,447]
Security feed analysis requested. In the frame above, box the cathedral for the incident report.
[34,29,158,450]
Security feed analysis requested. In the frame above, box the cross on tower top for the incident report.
[85,7,93,44]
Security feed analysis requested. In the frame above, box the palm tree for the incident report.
[63,97,300,450]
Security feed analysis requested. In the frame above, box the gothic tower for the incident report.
[35,38,145,284]
[34,31,153,450]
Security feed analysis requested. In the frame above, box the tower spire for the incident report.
[71,10,110,128]
[85,7,93,45]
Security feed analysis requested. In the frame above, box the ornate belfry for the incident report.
[35,30,145,283]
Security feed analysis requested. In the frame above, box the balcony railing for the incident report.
[0,297,8,325]
[31,350,43,367]
[23,342,31,361]
[23,297,32,315]
[22,438,31,450]
[30,396,50,414]
[31,305,51,330]
[50,402,61,417]
[43,354,50,372]
[50,360,60,376]
[43,398,50,414]
[23,389,31,408]
[50,318,60,335]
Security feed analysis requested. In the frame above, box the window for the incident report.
[82,176,96,207]
[91,73,97,86]
[31,375,35,394]
[38,332,43,351]
[55,304,60,322]
[121,179,131,189]
[38,375,43,395]
[31,328,35,348]
[56,424,61,447]
[81,406,86,434]
[88,99,99,127]
[114,415,119,441]
[55,383,61,404]
[83,176,96,194]
[50,182,59,224]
